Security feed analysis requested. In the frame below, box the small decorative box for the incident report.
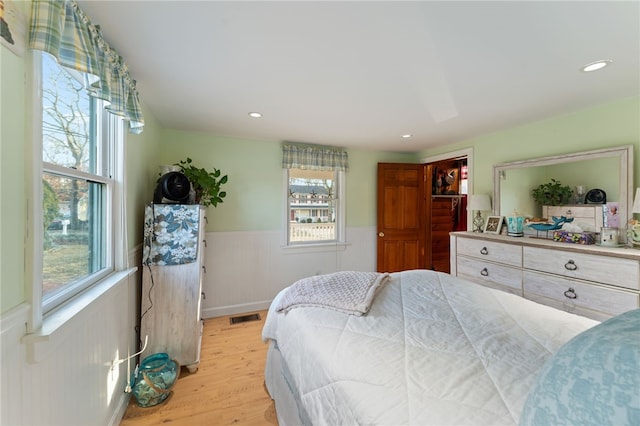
[552,230,596,245]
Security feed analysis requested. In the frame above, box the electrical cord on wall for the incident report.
[111,335,148,392]
[137,263,155,337]
[136,204,158,350]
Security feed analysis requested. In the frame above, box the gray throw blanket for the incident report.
[276,271,390,316]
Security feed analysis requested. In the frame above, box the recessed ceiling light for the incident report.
[581,60,612,72]
[248,112,262,118]
[401,134,413,139]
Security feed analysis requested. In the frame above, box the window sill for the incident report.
[21,267,137,363]
[281,241,350,254]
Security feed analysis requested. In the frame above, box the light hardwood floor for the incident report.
[120,310,277,425]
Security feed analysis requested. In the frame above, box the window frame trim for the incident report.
[27,50,45,333]
[282,168,346,248]
[26,50,126,333]
[42,162,112,184]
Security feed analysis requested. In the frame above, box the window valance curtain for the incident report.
[282,143,348,172]
[28,0,144,134]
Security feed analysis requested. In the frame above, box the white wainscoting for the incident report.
[0,251,142,426]
[0,227,375,423]
[201,226,377,318]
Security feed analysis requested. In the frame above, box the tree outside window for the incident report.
[40,52,112,308]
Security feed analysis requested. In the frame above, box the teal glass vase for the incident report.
[131,353,179,407]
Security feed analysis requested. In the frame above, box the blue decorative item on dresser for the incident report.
[527,216,574,232]
[520,309,640,426]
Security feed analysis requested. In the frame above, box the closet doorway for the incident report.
[376,149,472,273]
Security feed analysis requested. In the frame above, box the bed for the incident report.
[262,269,639,426]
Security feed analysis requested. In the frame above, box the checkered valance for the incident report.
[29,0,144,134]
[282,143,348,172]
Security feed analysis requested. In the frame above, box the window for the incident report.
[282,143,348,246]
[38,52,122,313]
[286,168,345,245]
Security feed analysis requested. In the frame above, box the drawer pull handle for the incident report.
[480,247,489,255]
[565,209,572,215]
[480,268,489,277]
[564,260,577,271]
[564,288,577,299]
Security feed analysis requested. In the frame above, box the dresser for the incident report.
[450,231,640,321]
[140,204,206,372]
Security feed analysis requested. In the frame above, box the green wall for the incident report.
[1,23,28,310]
[126,105,163,247]
[499,157,620,218]
[343,149,417,226]
[156,130,416,232]
[154,94,639,238]
[419,96,640,197]
[2,8,638,315]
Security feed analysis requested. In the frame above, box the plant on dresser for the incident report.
[174,157,228,207]
[531,179,573,206]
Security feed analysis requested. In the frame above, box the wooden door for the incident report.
[376,163,426,273]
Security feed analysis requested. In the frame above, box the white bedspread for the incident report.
[262,270,599,426]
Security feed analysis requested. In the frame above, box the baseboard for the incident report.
[202,300,273,319]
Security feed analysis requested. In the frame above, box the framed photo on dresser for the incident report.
[484,215,504,234]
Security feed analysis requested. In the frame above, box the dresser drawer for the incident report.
[523,246,639,290]
[457,256,523,295]
[523,270,639,318]
[456,237,522,267]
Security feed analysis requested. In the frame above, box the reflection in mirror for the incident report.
[493,146,633,231]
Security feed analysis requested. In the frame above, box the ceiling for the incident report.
[76,1,639,152]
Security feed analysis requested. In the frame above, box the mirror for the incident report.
[493,145,634,230]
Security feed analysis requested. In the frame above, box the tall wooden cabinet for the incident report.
[140,203,206,372]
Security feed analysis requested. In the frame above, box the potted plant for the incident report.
[531,179,573,205]
[175,158,228,207]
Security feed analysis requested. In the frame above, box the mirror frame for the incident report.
[493,145,634,227]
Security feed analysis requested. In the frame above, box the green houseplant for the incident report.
[531,179,573,206]
[175,158,228,207]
